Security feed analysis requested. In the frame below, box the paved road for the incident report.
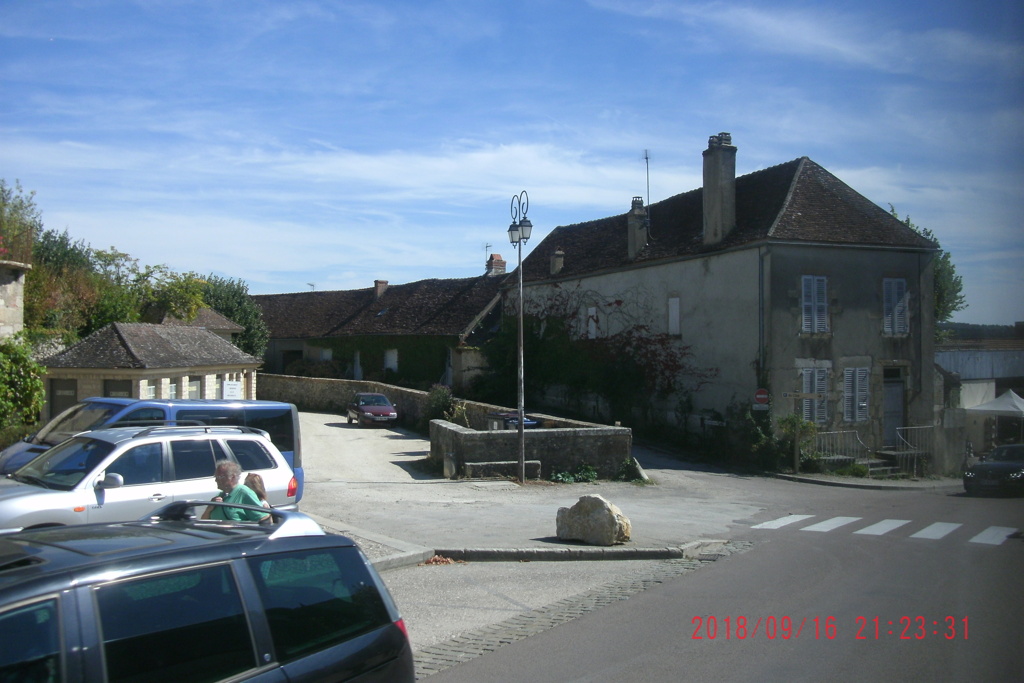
[295,412,1010,678]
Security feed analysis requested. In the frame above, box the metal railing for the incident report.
[813,430,871,460]
[891,426,934,477]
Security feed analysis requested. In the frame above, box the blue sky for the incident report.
[2,0,1021,325]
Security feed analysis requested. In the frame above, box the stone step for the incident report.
[463,460,541,480]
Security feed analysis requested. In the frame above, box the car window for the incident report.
[169,440,225,481]
[107,443,163,485]
[226,440,276,471]
[18,437,115,489]
[244,408,295,454]
[95,564,255,683]
[0,598,61,681]
[115,407,166,426]
[247,547,392,663]
[35,400,121,446]
[176,408,245,427]
[992,445,1024,462]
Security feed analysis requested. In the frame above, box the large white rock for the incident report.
[556,494,632,546]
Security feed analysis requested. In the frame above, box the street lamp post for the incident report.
[508,191,533,484]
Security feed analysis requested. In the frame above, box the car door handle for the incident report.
[149,493,167,501]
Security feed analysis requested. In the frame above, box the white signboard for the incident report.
[222,381,244,399]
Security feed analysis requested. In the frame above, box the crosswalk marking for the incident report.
[969,526,1017,545]
[751,514,815,529]
[750,515,1018,547]
[800,516,862,532]
[909,523,962,540]
[854,519,911,535]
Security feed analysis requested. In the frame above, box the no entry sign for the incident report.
[754,388,770,404]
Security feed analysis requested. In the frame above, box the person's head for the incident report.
[244,472,267,500]
[213,460,242,492]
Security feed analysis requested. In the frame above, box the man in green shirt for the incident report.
[204,460,266,522]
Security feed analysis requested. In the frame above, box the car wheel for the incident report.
[963,485,976,497]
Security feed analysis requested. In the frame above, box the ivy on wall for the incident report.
[303,335,457,389]
[477,282,717,425]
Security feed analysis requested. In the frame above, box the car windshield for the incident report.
[991,445,1024,462]
[15,437,115,490]
[359,396,390,407]
[33,401,122,446]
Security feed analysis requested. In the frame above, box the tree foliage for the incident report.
[7,179,265,357]
[200,275,269,357]
[890,206,967,331]
[0,179,41,263]
[0,336,45,428]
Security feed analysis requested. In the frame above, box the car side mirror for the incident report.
[97,472,124,489]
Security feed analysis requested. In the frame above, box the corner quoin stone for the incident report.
[556,494,632,546]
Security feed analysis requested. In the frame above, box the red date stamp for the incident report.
[691,616,968,640]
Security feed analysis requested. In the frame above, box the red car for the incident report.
[347,393,399,427]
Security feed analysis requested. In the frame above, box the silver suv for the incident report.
[0,425,298,532]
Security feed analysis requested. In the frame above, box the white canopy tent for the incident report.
[965,390,1024,442]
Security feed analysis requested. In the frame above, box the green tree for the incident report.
[201,275,269,357]
[0,336,45,429]
[0,179,41,263]
[890,207,967,333]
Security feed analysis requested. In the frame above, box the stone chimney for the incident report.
[702,132,737,246]
[374,279,388,299]
[485,253,506,277]
[627,196,648,260]
[550,248,564,275]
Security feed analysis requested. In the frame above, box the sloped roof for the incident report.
[159,307,244,333]
[44,323,259,369]
[253,275,505,340]
[523,157,937,282]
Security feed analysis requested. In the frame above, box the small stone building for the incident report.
[41,322,260,420]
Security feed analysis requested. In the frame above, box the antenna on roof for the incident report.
[307,283,315,291]
[643,149,654,240]
[483,242,492,265]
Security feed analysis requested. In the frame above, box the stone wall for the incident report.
[258,374,632,478]
[429,418,631,480]
[0,261,30,340]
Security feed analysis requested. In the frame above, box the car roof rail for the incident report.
[143,501,325,539]
[129,425,269,439]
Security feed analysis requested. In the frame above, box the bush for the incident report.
[615,458,644,482]
[835,464,869,478]
[550,462,598,483]
[0,336,45,430]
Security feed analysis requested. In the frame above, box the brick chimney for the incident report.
[550,248,564,275]
[627,196,648,260]
[485,254,506,277]
[702,132,737,246]
[374,279,388,299]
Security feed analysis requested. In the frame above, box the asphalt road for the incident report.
[295,412,1022,679]
[423,489,1024,682]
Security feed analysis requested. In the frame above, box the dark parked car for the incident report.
[347,393,399,427]
[0,503,414,682]
[963,444,1024,496]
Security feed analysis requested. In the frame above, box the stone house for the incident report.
[253,270,507,391]
[41,322,260,420]
[516,133,939,461]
